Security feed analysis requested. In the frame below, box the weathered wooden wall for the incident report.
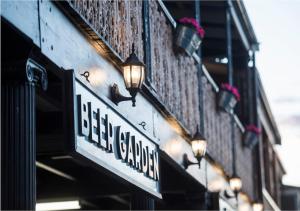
[69,0,144,61]
[235,125,255,199]
[202,76,255,198]
[202,77,233,175]
[149,1,200,134]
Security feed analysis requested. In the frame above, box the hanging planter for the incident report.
[218,83,240,113]
[244,125,261,149]
[175,17,205,56]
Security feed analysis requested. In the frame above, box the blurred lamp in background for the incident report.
[229,173,242,198]
[111,44,145,107]
[191,128,207,161]
[252,202,264,211]
[183,127,207,169]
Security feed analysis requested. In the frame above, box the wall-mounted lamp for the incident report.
[183,127,207,169]
[229,173,242,198]
[111,44,145,107]
[252,201,263,211]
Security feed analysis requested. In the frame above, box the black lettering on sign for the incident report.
[76,94,160,181]
[153,151,159,181]
[107,122,113,152]
[100,114,108,150]
[126,136,135,167]
[135,140,142,172]
[77,95,89,138]
[114,126,121,159]
[115,128,129,162]
[88,102,99,144]
[148,150,154,179]
[142,145,149,176]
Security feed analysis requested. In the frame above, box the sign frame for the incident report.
[63,70,161,198]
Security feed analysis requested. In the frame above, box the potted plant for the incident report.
[218,83,240,113]
[244,125,261,149]
[175,17,205,56]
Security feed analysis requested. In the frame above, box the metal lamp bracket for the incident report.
[110,83,136,107]
[224,189,238,200]
[182,153,202,169]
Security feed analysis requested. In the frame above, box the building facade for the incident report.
[1,0,285,210]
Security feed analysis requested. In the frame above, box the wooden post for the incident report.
[1,59,47,210]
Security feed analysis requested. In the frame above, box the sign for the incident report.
[71,79,160,198]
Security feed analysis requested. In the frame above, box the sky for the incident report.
[244,0,300,186]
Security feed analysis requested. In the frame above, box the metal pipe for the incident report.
[226,0,233,86]
[226,0,237,175]
[252,52,265,201]
[195,0,205,136]
[142,0,152,84]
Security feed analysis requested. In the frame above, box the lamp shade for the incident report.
[191,128,207,158]
[122,45,145,94]
[229,174,242,192]
[253,202,263,211]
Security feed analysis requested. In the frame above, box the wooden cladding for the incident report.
[202,76,233,174]
[235,125,255,199]
[203,75,255,199]
[149,1,200,134]
[68,0,144,61]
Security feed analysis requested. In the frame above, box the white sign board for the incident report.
[72,80,160,198]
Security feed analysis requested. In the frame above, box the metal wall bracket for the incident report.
[182,153,202,169]
[110,83,135,107]
[224,189,237,199]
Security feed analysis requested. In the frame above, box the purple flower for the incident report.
[220,83,240,101]
[178,17,205,38]
[246,124,261,135]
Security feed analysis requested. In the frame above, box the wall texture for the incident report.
[69,0,144,61]
[202,76,233,175]
[202,75,255,199]
[235,124,254,199]
[149,1,200,134]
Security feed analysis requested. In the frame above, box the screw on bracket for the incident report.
[139,121,146,130]
[80,71,90,83]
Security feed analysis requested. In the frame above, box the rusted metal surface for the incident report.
[68,0,144,61]
[149,1,200,134]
